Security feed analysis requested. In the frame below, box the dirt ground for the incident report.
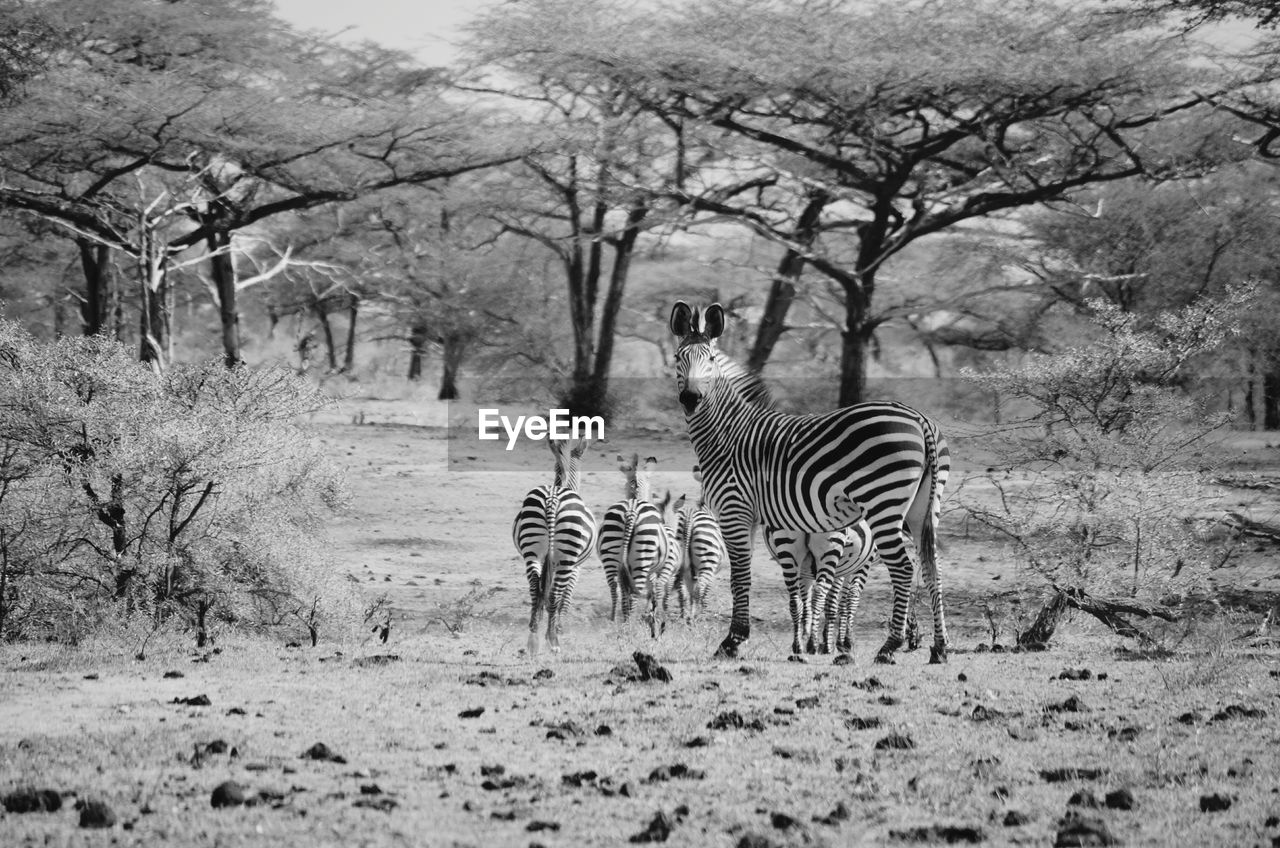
[3,399,1280,847]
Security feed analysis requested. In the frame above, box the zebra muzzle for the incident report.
[679,390,702,414]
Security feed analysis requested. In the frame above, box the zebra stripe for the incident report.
[669,300,950,663]
[597,454,672,635]
[512,438,596,656]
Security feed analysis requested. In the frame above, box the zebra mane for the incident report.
[712,348,775,410]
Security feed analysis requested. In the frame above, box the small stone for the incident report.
[77,799,117,829]
[1003,810,1031,826]
[1054,812,1118,846]
[770,811,800,830]
[2,788,62,813]
[873,733,915,751]
[458,706,485,719]
[629,810,675,843]
[1104,788,1136,810]
[633,652,672,683]
[163,670,185,679]
[1068,790,1101,808]
[211,781,248,808]
[300,742,347,763]
[1200,793,1233,813]
[527,820,561,832]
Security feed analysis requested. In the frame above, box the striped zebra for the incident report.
[511,438,596,656]
[669,301,951,663]
[597,454,673,636]
[763,521,877,656]
[669,470,726,619]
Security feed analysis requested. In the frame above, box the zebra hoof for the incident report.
[873,651,896,665]
[929,645,948,664]
[833,653,853,666]
[713,641,739,659]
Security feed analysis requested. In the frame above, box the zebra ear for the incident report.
[703,303,725,339]
[692,464,703,483]
[674,493,687,511]
[642,456,658,474]
[670,301,693,337]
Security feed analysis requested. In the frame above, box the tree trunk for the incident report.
[572,205,648,419]
[438,335,465,400]
[342,297,358,373]
[837,286,874,407]
[196,597,210,649]
[77,239,110,336]
[747,191,829,373]
[314,302,338,371]
[1263,361,1280,431]
[407,323,429,380]
[1018,589,1069,649]
[206,231,241,368]
[0,530,9,639]
[138,240,168,370]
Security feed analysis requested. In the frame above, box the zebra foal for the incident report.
[669,301,951,663]
[511,438,596,656]
[764,522,877,657]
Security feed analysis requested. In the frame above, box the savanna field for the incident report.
[2,397,1280,848]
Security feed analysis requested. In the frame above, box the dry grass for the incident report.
[2,622,1279,847]
[2,416,1280,846]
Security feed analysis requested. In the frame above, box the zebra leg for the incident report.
[603,559,619,623]
[715,520,755,658]
[871,532,915,664]
[784,568,805,657]
[906,469,949,664]
[921,537,948,664]
[812,573,837,654]
[838,567,869,656]
[548,567,580,654]
[525,561,545,656]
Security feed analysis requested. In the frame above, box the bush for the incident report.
[958,287,1253,645]
[0,321,358,648]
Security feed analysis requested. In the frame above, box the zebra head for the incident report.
[550,437,589,489]
[669,301,726,416]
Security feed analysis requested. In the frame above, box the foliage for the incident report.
[959,287,1253,621]
[510,0,1248,403]
[0,320,358,645]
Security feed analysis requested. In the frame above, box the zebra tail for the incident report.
[540,493,561,614]
[618,506,638,598]
[919,422,940,573]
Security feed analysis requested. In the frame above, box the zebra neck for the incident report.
[687,375,771,464]
[555,458,582,490]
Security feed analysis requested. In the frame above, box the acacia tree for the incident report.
[1013,169,1280,427]
[0,0,517,367]
[552,0,1241,404]
[459,0,714,417]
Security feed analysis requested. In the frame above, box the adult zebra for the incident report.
[669,301,951,663]
[597,454,673,635]
[512,438,596,656]
[764,522,877,657]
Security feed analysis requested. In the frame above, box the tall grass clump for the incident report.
[0,321,358,651]
[959,285,1254,647]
